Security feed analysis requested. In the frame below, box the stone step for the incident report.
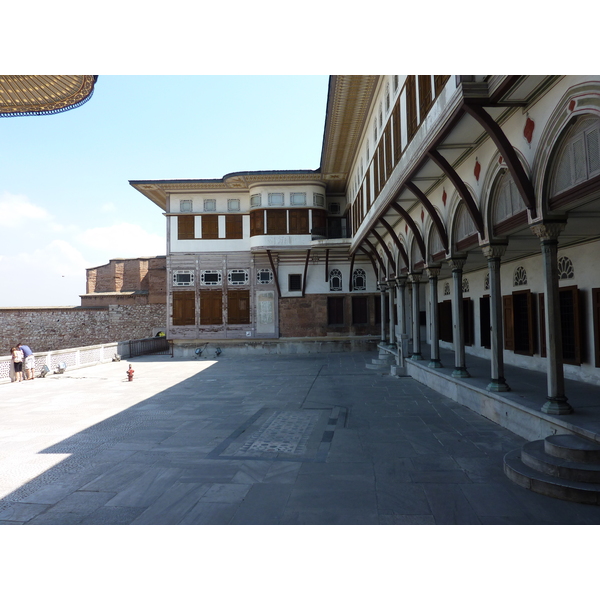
[504,449,600,505]
[521,440,600,484]
[372,357,394,365]
[544,434,600,464]
[365,363,389,371]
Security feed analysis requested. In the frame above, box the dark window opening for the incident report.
[289,274,302,292]
[328,296,345,325]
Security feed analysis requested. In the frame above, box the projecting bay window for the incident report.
[172,290,195,326]
[289,209,309,234]
[266,209,287,235]
[250,210,265,236]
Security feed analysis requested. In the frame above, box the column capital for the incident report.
[530,221,566,241]
[480,243,508,259]
[408,273,422,283]
[447,257,466,271]
[425,267,441,278]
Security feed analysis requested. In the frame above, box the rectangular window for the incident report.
[290,193,306,206]
[311,210,326,237]
[227,199,240,211]
[180,199,193,212]
[225,214,243,239]
[202,214,219,239]
[203,199,216,211]
[289,209,309,234]
[228,289,250,324]
[289,274,302,292]
[250,210,264,237]
[504,291,535,355]
[463,298,474,347]
[172,290,195,326]
[177,215,195,240]
[352,296,369,325]
[266,209,287,235]
[173,270,194,287]
[200,290,223,325]
[328,296,344,325]
[250,194,261,207]
[268,193,284,206]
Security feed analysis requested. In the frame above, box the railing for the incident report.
[1,337,171,384]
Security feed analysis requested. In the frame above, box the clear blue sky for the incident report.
[0,76,329,306]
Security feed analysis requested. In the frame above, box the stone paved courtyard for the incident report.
[1,351,600,525]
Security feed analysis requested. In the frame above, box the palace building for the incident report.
[131,75,600,418]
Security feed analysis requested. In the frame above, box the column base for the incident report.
[410,353,423,360]
[428,359,443,368]
[487,378,511,393]
[541,397,574,415]
[451,367,470,378]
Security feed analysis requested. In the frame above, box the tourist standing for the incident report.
[11,346,24,382]
[18,343,35,381]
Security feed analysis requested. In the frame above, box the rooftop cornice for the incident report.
[0,75,97,117]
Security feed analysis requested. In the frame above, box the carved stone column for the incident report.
[426,267,442,368]
[481,244,510,392]
[531,222,573,415]
[387,279,396,346]
[379,281,388,344]
[395,276,408,337]
[409,273,423,359]
[448,257,470,378]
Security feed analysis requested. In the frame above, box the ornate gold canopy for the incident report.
[0,75,97,117]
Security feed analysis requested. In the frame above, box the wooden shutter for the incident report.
[479,296,491,349]
[512,290,535,356]
[384,122,393,177]
[503,295,514,351]
[172,290,195,325]
[328,296,344,325]
[177,215,195,240]
[418,75,433,118]
[463,298,474,346]
[225,214,243,239]
[560,286,582,365]
[366,169,371,209]
[250,210,264,237]
[378,141,385,191]
[434,75,450,96]
[228,289,250,324]
[200,290,222,325]
[406,76,418,140]
[439,300,452,343]
[392,97,402,164]
[539,293,546,358]
[266,209,287,235]
[202,214,219,239]
[352,296,369,325]
[373,150,380,197]
[593,288,600,367]
[289,209,309,234]
[312,210,327,236]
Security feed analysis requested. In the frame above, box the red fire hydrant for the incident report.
[126,364,135,381]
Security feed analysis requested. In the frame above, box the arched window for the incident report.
[330,269,343,291]
[493,171,527,225]
[558,256,574,280]
[353,269,366,291]
[513,266,527,287]
[552,117,600,196]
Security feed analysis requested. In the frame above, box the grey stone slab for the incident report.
[26,511,85,525]
[410,470,472,484]
[263,462,302,484]
[378,514,436,525]
[373,459,413,485]
[105,467,184,508]
[422,483,481,524]
[46,491,116,515]
[197,483,251,504]
[0,502,51,522]
[79,506,146,525]
[230,461,273,484]
[375,483,431,515]
[21,483,80,505]
[280,509,379,525]
[454,457,507,484]
[230,483,294,525]
[131,482,210,524]
[409,454,462,472]
[459,483,532,519]
[80,463,151,492]
[364,441,419,460]
[178,501,238,525]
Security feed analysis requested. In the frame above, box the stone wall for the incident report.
[279,294,380,338]
[0,304,166,354]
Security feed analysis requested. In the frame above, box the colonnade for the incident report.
[375,221,574,415]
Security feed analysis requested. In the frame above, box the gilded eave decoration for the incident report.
[0,75,97,117]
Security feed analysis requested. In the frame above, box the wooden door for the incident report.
[228,290,250,324]
[172,291,195,326]
[200,290,222,325]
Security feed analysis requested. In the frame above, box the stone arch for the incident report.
[448,187,479,252]
[533,81,600,217]
[426,213,446,263]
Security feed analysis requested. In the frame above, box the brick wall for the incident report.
[0,304,166,354]
[279,294,380,338]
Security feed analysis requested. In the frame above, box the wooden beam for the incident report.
[427,148,485,236]
[363,238,386,276]
[389,202,426,263]
[349,252,356,291]
[462,102,537,217]
[378,217,409,269]
[302,249,311,297]
[403,181,449,253]
[371,229,396,275]
[266,250,281,298]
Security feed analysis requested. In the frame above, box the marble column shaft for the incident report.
[449,258,469,378]
[426,267,442,368]
[409,273,423,359]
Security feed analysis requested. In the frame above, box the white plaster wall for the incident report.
[170,192,251,213]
